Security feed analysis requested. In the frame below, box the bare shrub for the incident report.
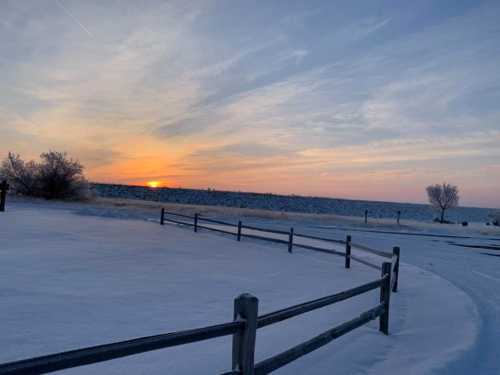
[426,183,459,223]
[0,152,39,196]
[37,151,90,200]
[0,151,90,200]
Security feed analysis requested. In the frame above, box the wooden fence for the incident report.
[0,263,394,375]
[160,209,400,292]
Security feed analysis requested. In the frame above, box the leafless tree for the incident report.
[37,151,89,199]
[0,151,89,200]
[0,152,39,196]
[426,183,459,223]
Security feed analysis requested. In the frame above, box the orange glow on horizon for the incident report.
[147,181,162,188]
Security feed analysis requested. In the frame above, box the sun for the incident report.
[147,181,161,188]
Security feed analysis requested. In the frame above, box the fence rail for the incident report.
[0,264,394,375]
[349,254,381,271]
[350,242,392,258]
[257,278,382,328]
[239,232,289,245]
[197,224,237,236]
[293,231,346,245]
[199,216,236,227]
[292,243,345,257]
[160,209,195,227]
[0,321,242,375]
[254,303,385,375]
[242,223,291,236]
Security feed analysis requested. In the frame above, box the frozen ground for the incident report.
[0,200,486,374]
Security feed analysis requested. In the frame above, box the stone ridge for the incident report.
[91,183,493,223]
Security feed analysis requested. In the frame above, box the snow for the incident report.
[0,200,482,374]
[317,226,499,374]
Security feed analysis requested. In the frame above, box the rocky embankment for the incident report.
[91,183,495,223]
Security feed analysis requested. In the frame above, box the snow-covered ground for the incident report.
[0,200,486,374]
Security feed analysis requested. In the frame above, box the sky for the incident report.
[1,0,499,208]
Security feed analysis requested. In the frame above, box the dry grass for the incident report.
[10,194,499,237]
[91,197,500,237]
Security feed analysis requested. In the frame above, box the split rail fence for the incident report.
[0,263,394,375]
[0,208,401,374]
[160,208,400,291]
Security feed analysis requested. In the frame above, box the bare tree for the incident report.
[37,151,89,199]
[0,151,89,200]
[426,183,459,223]
[0,152,39,195]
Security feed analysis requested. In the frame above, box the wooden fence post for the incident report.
[392,247,400,293]
[364,209,368,224]
[237,221,242,241]
[232,293,258,375]
[194,213,199,232]
[160,208,165,225]
[0,180,9,212]
[345,235,351,269]
[379,262,392,335]
[288,227,294,253]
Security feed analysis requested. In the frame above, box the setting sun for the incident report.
[147,181,161,188]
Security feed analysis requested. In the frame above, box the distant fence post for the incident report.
[392,247,400,293]
[379,262,392,335]
[160,208,165,225]
[194,213,199,232]
[237,221,242,241]
[345,235,351,268]
[0,180,9,212]
[232,293,258,375]
[288,227,294,253]
[397,210,401,225]
[364,209,368,224]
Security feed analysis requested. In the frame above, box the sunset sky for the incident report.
[1,0,499,207]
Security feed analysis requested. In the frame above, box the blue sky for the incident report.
[1,0,499,207]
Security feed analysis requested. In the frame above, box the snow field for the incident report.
[0,203,478,374]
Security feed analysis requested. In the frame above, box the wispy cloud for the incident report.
[55,0,93,37]
[278,49,309,64]
[1,0,499,206]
